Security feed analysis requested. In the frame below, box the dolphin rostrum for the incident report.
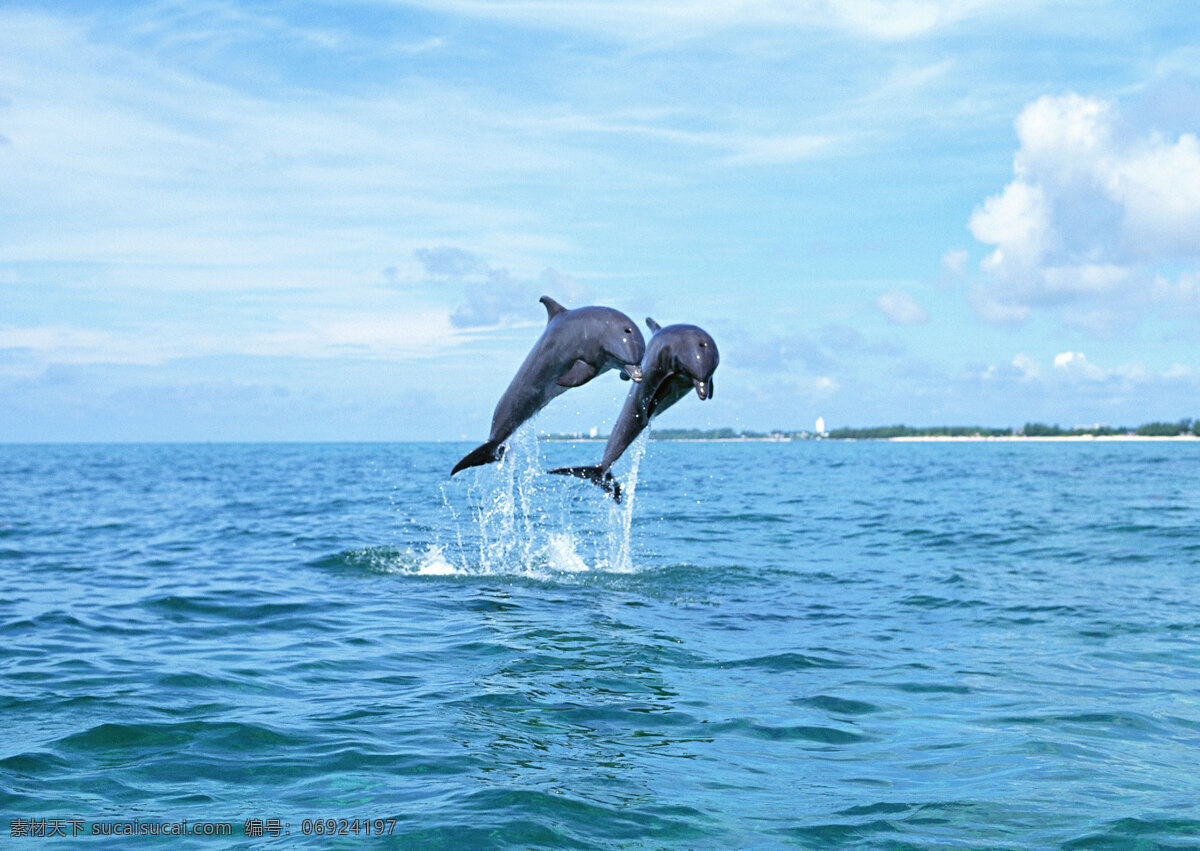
[548,318,719,501]
[451,296,646,476]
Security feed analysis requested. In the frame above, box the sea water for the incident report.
[2,438,1200,848]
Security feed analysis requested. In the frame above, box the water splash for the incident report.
[417,544,457,576]
[427,427,649,577]
[545,532,588,573]
[603,432,646,573]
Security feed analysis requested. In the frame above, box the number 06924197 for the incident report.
[300,818,397,836]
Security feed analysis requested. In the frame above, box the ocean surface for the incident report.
[3,436,1200,848]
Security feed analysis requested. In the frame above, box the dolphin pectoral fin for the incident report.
[645,372,679,420]
[557,359,598,387]
[451,441,505,476]
[540,295,568,322]
[646,317,661,334]
[547,465,622,502]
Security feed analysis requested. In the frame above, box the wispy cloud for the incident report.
[3,2,1198,439]
[876,290,929,325]
[388,0,1027,42]
[941,248,969,277]
[523,108,844,167]
[0,12,596,271]
[0,309,465,372]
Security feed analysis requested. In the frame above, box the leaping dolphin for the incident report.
[451,296,646,476]
[548,318,719,501]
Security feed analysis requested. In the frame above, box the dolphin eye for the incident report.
[624,327,633,334]
[699,342,707,348]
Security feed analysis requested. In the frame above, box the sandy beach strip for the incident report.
[886,434,1200,442]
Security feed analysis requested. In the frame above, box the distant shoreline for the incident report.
[885,434,1200,442]
[543,433,1200,443]
[544,419,1200,443]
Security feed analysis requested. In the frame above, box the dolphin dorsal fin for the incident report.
[540,296,568,322]
[646,317,661,333]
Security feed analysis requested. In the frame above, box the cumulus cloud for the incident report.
[414,246,487,278]
[954,349,1200,426]
[971,180,1050,273]
[450,269,533,328]
[1052,350,1106,380]
[737,331,838,374]
[412,246,593,329]
[1011,352,1040,380]
[967,91,1200,330]
[1038,349,1185,385]
[728,326,911,432]
[876,289,929,325]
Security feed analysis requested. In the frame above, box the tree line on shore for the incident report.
[544,419,1200,441]
[828,419,1200,438]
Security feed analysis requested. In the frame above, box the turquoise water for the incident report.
[3,438,1200,848]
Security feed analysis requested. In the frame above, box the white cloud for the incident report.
[720,132,840,165]
[392,0,1021,42]
[1040,263,1129,296]
[302,312,461,357]
[0,308,468,374]
[967,91,1200,329]
[970,179,1050,273]
[1109,132,1200,255]
[0,326,158,367]
[1052,350,1106,381]
[941,247,968,277]
[409,245,593,328]
[968,287,1031,324]
[1014,92,1112,182]
[536,110,842,166]
[1012,352,1040,379]
[415,247,488,278]
[876,289,929,325]
[1151,270,1200,312]
[0,7,859,285]
[0,12,603,275]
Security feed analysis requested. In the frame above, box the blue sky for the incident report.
[3,1,1200,441]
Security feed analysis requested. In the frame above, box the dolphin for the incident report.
[451,296,646,476]
[548,318,719,501]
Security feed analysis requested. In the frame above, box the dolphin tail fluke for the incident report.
[451,441,505,476]
[546,465,622,502]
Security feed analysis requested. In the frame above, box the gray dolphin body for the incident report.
[548,318,719,501]
[451,296,646,476]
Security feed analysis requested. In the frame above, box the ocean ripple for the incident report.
[3,441,1200,847]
